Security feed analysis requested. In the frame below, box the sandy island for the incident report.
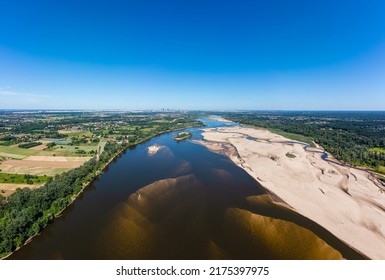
[147,144,165,156]
[196,125,385,259]
[208,116,234,123]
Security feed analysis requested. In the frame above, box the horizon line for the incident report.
[1,108,385,112]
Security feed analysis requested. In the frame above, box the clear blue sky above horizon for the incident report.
[0,0,384,110]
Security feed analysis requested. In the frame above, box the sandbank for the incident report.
[198,125,385,259]
[147,144,165,156]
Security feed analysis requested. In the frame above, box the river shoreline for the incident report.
[2,124,203,260]
[198,125,385,259]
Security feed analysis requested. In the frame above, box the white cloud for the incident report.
[0,87,49,98]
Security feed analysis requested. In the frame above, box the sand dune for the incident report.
[200,126,385,259]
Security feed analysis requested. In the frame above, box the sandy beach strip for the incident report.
[198,126,385,259]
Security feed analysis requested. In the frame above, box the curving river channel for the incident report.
[9,118,364,259]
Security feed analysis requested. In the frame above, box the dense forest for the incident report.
[225,111,385,175]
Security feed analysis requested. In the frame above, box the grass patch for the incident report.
[285,152,296,158]
[267,128,314,145]
[378,166,385,174]
[0,146,55,159]
[60,130,93,137]
[369,147,385,153]
[0,146,39,159]
[47,145,97,156]
[140,128,155,133]
[0,173,49,184]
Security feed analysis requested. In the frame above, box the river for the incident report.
[9,118,364,259]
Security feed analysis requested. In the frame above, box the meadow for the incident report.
[0,146,54,159]
[0,173,48,184]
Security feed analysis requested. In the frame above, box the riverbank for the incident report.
[198,126,385,259]
[1,149,122,260]
[1,123,203,260]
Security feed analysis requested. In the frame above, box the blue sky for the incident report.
[0,0,384,110]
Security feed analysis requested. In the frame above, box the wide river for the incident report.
[10,118,364,259]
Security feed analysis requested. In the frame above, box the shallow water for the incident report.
[9,118,363,259]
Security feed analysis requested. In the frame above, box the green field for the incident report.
[0,146,40,159]
[0,173,49,184]
[0,146,54,159]
[48,144,97,156]
[0,142,97,159]
[285,152,296,158]
[62,131,93,137]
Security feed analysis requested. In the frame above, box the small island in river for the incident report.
[173,132,192,141]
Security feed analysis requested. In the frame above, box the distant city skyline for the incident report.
[1,0,384,110]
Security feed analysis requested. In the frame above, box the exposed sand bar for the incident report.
[208,116,234,123]
[198,126,385,259]
[147,144,165,156]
